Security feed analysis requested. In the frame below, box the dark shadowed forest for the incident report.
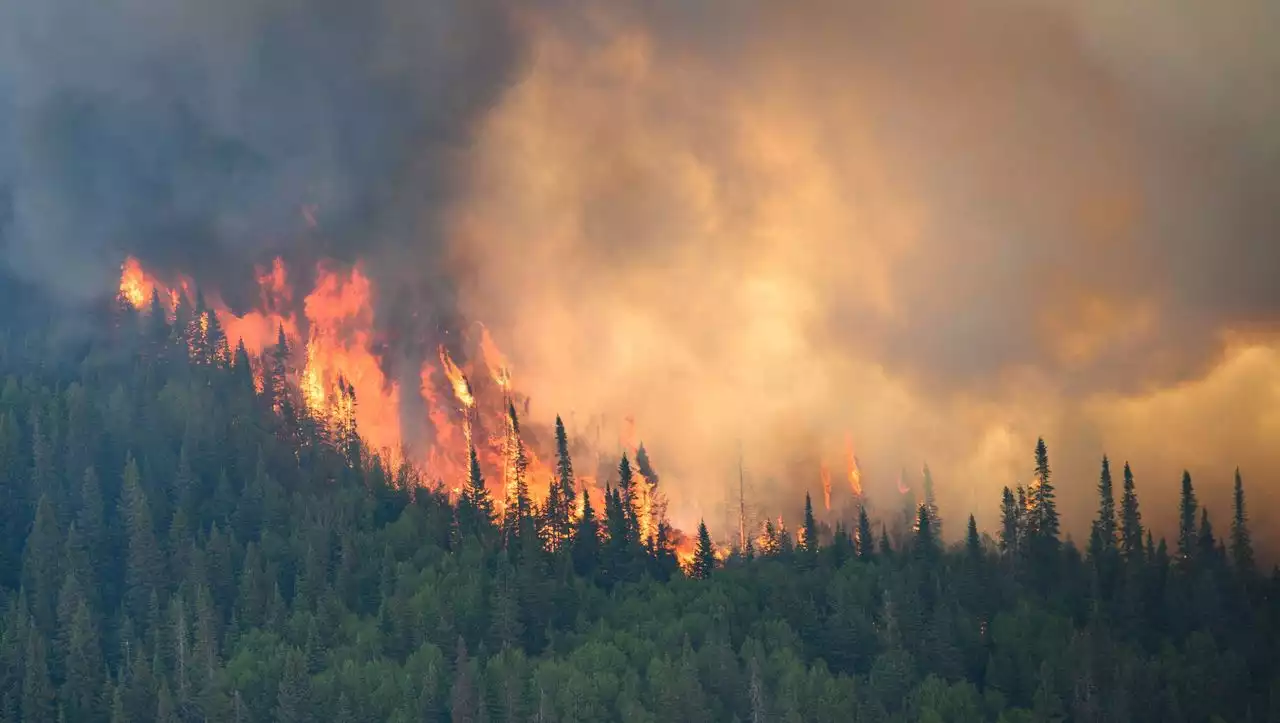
[0,295,1275,723]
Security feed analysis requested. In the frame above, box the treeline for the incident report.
[0,299,1273,722]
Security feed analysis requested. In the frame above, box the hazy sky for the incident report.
[2,0,1277,545]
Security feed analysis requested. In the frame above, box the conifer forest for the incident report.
[0,282,1272,723]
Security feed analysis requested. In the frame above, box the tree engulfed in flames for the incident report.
[118,255,553,507]
[119,255,875,563]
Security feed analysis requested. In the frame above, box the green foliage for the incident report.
[0,303,1268,723]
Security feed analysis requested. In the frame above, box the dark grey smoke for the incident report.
[0,0,525,311]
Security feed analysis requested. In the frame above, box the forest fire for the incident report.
[820,464,832,511]
[117,255,553,507]
[846,436,864,499]
[119,255,863,539]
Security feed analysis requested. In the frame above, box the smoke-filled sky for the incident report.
[2,0,1278,546]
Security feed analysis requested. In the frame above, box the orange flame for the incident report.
[301,264,402,460]
[477,323,512,392]
[119,255,574,511]
[845,435,864,498]
[437,346,476,409]
[118,258,149,309]
[820,464,832,511]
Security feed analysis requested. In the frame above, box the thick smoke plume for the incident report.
[4,0,1279,548]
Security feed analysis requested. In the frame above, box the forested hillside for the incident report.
[0,298,1276,723]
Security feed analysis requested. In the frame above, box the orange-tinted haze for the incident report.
[445,1,1280,550]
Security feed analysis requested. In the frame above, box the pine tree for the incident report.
[914,503,938,563]
[922,463,941,538]
[1120,462,1143,562]
[1231,468,1254,573]
[1177,470,1198,566]
[616,454,640,540]
[450,638,478,723]
[635,443,659,487]
[1197,508,1217,561]
[274,648,312,723]
[205,307,230,366]
[1015,485,1028,551]
[856,505,875,561]
[1029,438,1059,549]
[549,416,576,550]
[1091,456,1117,558]
[571,489,600,579]
[999,487,1019,559]
[120,456,164,622]
[22,495,61,635]
[603,487,636,584]
[231,340,255,394]
[21,628,55,723]
[147,289,170,348]
[966,514,981,561]
[500,403,532,551]
[457,441,494,539]
[692,521,715,580]
[801,493,819,554]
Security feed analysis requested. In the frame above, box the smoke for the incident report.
[4,0,1278,548]
[449,0,1280,545]
[0,0,524,310]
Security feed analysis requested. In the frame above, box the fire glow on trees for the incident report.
[117,254,561,508]
[118,254,867,551]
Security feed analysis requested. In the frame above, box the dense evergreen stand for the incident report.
[0,299,1273,722]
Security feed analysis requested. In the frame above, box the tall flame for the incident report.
[820,463,832,511]
[116,255,698,532]
[845,435,864,498]
[477,323,512,393]
[301,264,402,459]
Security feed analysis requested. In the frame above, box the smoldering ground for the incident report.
[3,0,1278,547]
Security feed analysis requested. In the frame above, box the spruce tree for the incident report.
[551,416,576,549]
[692,521,715,580]
[801,493,819,554]
[602,487,636,584]
[21,495,61,635]
[118,458,163,622]
[571,489,601,579]
[1231,468,1254,573]
[922,463,941,538]
[616,454,640,540]
[1029,438,1059,549]
[59,594,102,723]
[500,402,533,551]
[635,443,659,486]
[21,627,55,723]
[1197,508,1217,561]
[856,505,875,561]
[458,442,494,537]
[231,340,255,394]
[999,487,1019,559]
[1120,462,1143,562]
[966,514,981,561]
[913,503,938,564]
[147,289,170,348]
[274,648,312,723]
[1177,470,1198,566]
[1092,455,1117,557]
